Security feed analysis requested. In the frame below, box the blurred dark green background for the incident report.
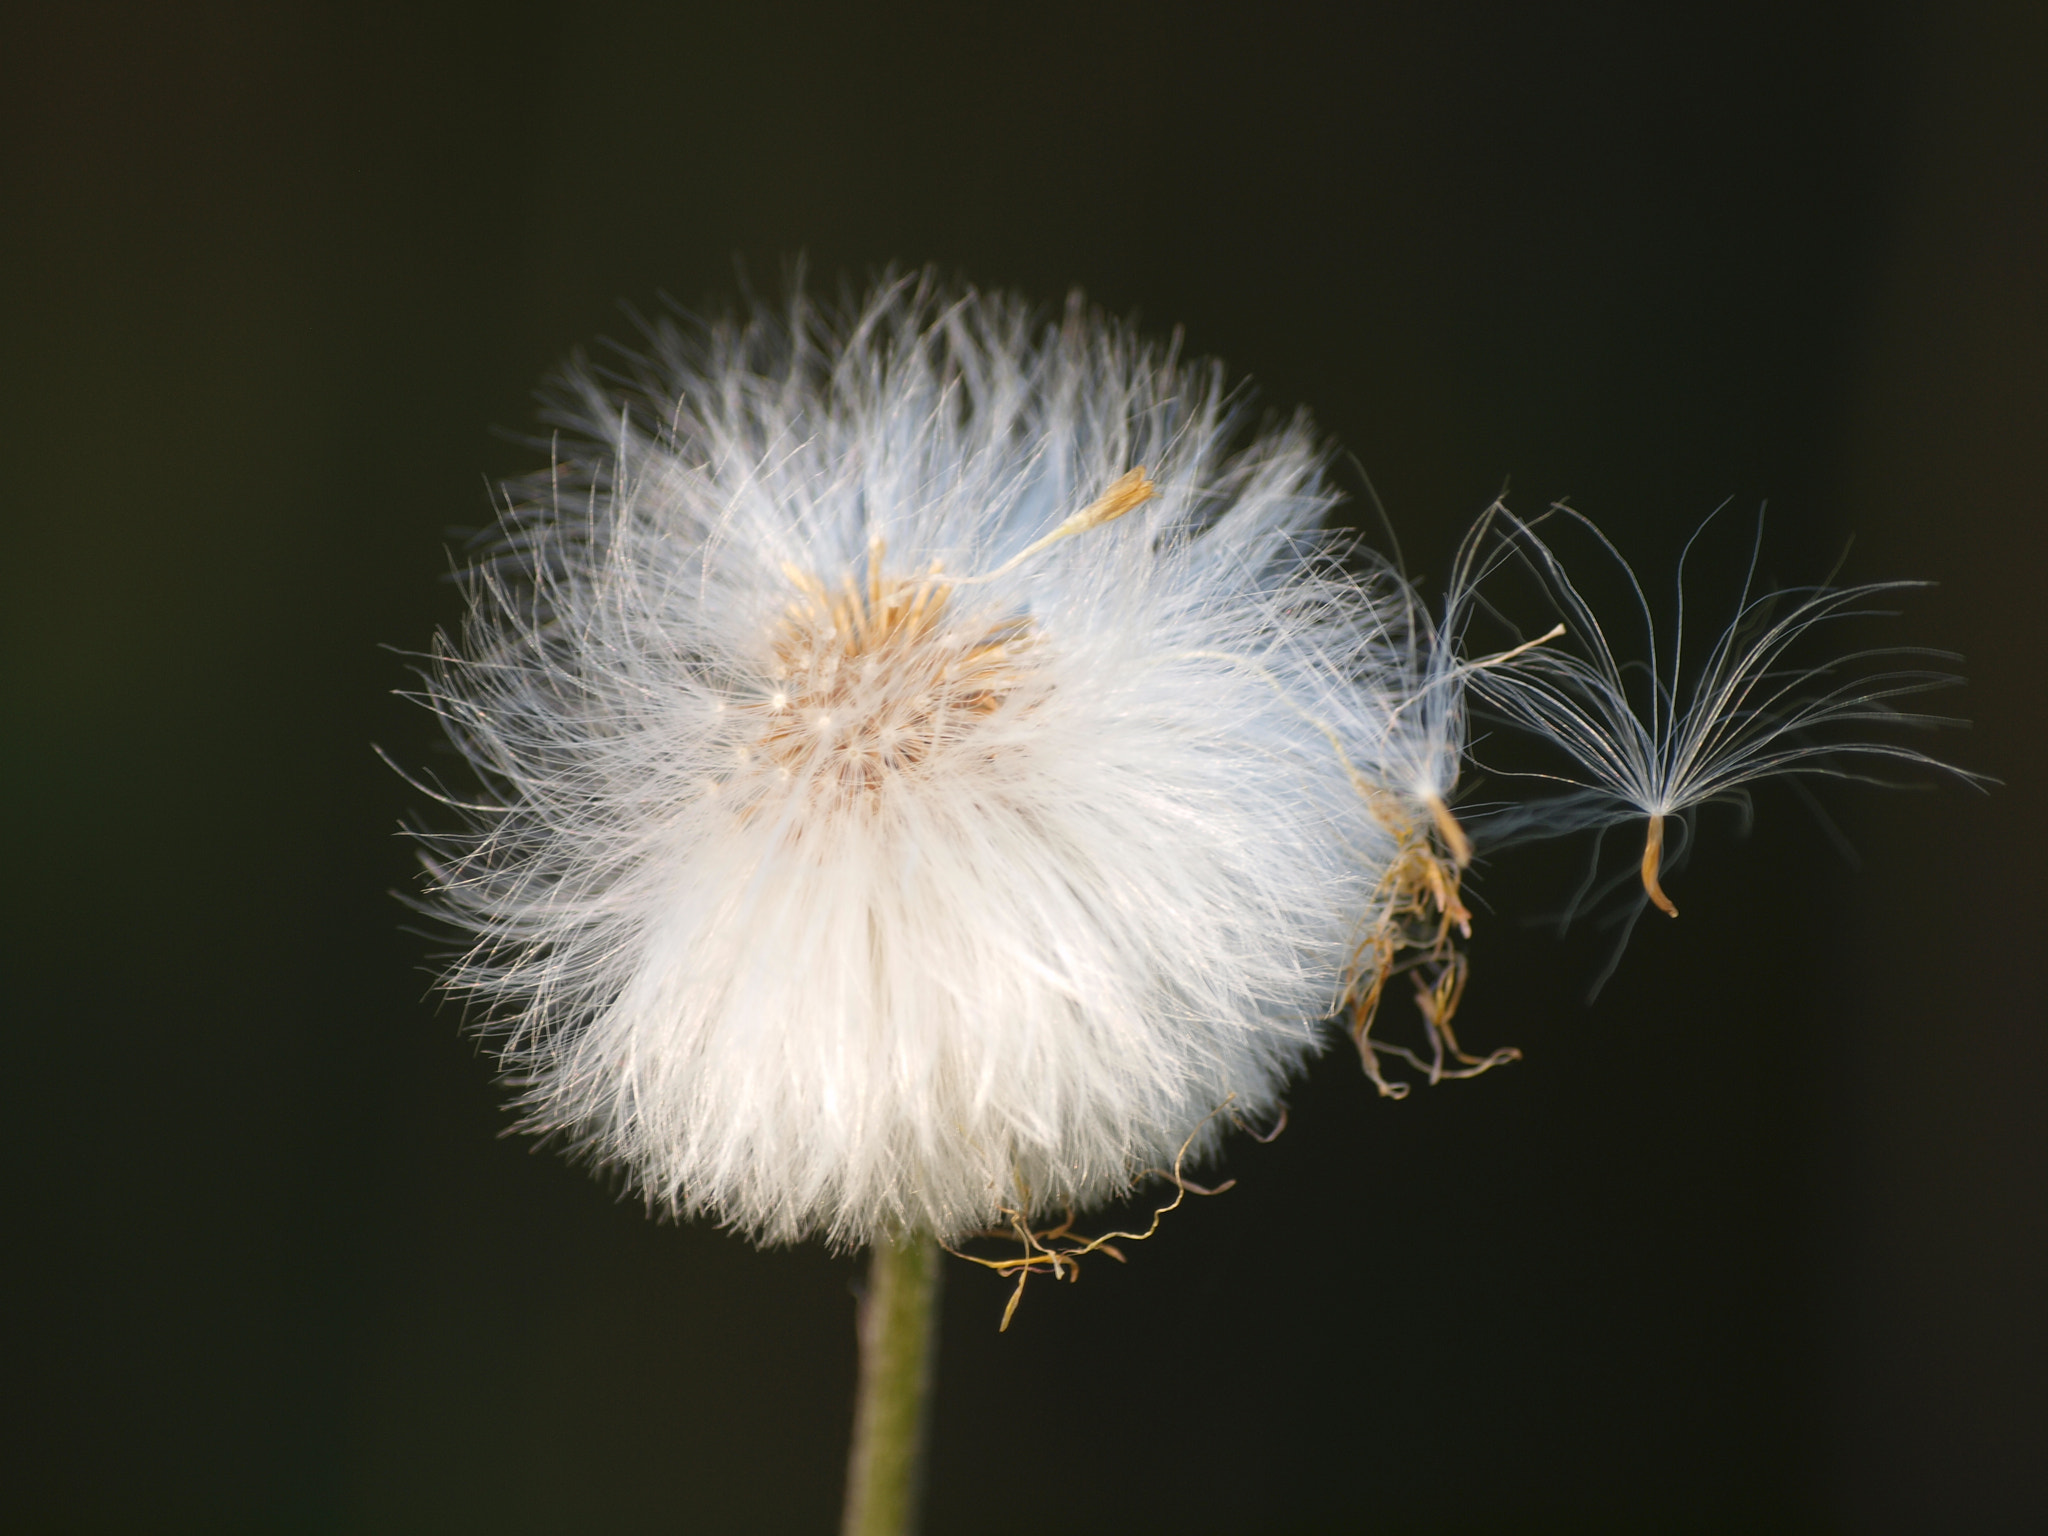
[6,4,2043,1532]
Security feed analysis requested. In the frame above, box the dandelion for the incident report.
[416,278,1400,1251]
[410,276,1440,1533]
[402,277,1971,1536]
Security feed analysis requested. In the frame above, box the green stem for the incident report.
[841,1233,942,1536]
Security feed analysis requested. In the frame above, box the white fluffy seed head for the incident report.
[420,278,1406,1247]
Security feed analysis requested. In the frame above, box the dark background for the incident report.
[6,4,2043,1532]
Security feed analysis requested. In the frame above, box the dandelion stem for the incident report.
[841,1233,943,1536]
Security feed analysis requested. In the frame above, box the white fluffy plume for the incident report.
[418,279,1405,1246]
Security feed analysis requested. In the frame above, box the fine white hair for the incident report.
[1467,502,1981,931]
[419,278,1403,1247]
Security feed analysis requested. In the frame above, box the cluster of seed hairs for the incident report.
[1338,789,1516,1098]
[1280,505,1563,1099]
[1334,602,1570,1098]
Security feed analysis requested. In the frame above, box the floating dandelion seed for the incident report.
[1468,501,1980,967]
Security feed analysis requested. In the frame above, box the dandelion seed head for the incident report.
[418,277,1399,1247]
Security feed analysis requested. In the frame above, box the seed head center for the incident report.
[758,546,1032,798]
